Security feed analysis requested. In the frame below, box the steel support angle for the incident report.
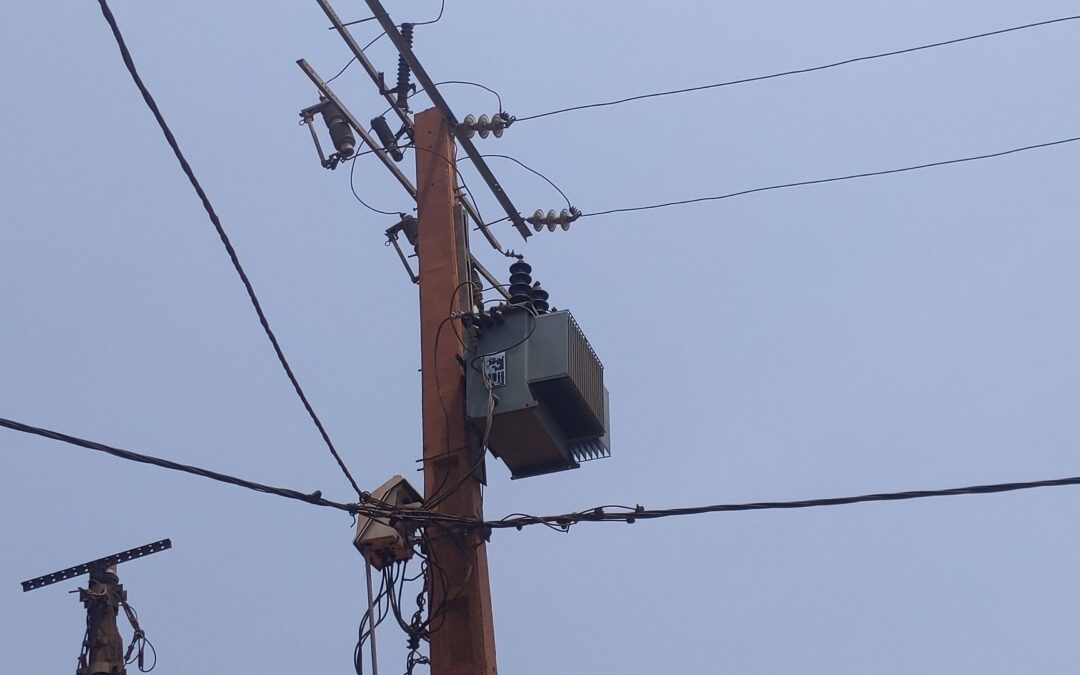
[360,0,533,242]
[297,61,511,302]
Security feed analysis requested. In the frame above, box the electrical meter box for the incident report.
[466,308,610,478]
[353,475,422,570]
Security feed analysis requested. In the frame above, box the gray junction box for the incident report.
[466,308,610,479]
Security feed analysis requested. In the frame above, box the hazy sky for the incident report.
[3,2,1080,673]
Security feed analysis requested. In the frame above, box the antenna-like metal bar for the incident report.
[361,0,533,241]
[21,539,172,592]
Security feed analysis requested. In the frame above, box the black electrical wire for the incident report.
[355,568,391,675]
[13,412,1080,536]
[350,147,401,215]
[479,154,572,208]
[334,16,378,30]
[580,135,1080,219]
[0,414,478,531]
[325,30,390,84]
[328,0,446,83]
[407,144,503,254]
[0,416,359,514]
[412,0,446,27]
[488,475,1080,531]
[338,0,445,30]
[374,80,504,123]
[414,81,503,113]
[516,14,1080,122]
[120,600,157,673]
[95,0,363,497]
[325,56,357,84]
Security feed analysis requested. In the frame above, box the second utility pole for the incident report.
[415,107,498,675]
[78,564,126,675]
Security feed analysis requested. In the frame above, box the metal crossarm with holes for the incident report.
[20,539,172,592]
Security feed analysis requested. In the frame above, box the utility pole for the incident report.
[22,538,170,675]
[79,564,127,675]
[415,107,498,675]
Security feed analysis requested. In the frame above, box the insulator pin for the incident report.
[526,206,581,232]
[460,112,513,140]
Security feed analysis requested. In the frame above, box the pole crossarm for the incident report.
[296,59,511,300]
[361,0,533,242]
[315,0,413,131]
[304,1,512,254]
[21,539,172,592]
[298,59,415,195]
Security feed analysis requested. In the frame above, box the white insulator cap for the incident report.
[546,209,557,231]
[477,114,490,139]
[532,209,545,232]
[492,114,505,138]
[559,208,572,231]
[462,114,477,139]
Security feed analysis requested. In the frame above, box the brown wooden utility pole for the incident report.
[414,107,498,675]
[79,565,126,675]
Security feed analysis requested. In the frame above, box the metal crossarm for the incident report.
[21,539,172,592]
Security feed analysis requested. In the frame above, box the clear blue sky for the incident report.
[3,2,1080,673]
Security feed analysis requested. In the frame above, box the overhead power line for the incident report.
[580,134,1080,219]
[516,14,1080,122]
[0,416,357,514]
[9,413,1080,538]
[95,0,364,498]
[487,474,1080,531]
[0,415,469,530]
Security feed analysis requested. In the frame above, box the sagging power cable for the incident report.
[10,414,1080,538]
[95,0,364,497]
[580,134,1080,219]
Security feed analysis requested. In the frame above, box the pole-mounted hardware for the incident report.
[21,539,172,593]
[22,539,171,675]
[300,97,357,170]
[371,115,409,162]
[376,22,416,114]
[362,0,533,240]
[460,112,514,139]
[385,213,420,283]
[526,206,581,232]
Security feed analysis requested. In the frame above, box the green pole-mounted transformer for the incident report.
[465,262,610,479]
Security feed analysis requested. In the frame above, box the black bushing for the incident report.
[509,271,532,286]
[531,286,550,313]
[509,284,533,305]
